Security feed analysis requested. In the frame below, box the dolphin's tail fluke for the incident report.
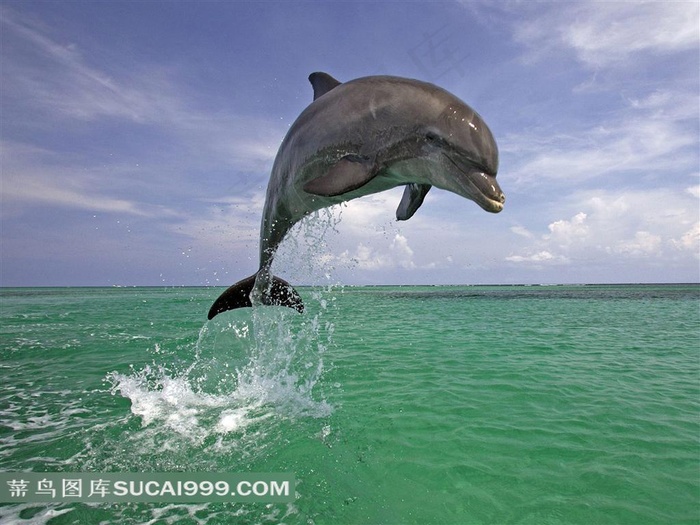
[207,273,304,320]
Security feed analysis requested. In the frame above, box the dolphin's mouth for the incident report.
[444,154,505,213]
[468,171,505,213]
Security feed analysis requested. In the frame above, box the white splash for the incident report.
[107,208,342,454]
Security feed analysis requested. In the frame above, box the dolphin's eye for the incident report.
[425,132,439,143]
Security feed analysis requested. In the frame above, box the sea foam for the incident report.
[107,209,344,450]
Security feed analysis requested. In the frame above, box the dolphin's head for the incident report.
[421,102,504,213]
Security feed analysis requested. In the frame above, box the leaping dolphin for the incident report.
[208,72,505,319]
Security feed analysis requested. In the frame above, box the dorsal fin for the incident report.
[308,72,341,101]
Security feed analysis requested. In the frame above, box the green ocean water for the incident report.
[1,284,699,524]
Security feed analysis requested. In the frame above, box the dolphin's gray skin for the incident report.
[208,72,505,319]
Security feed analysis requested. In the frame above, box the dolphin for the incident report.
[208,72,505,319]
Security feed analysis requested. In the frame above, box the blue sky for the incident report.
[2,1,698,287]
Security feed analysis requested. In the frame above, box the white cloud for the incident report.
[0,141,171,217]
[671,222,700,255]
[333,190,403,233]
[504,111,697,186]
[0,4,290,258]
[173,192,265,252]
[2,173,147,216]
[505,251,568,265]
[326,189,510,274]
[390,233,416,269]
[166,115,284,173]
[340,243,393,271]
[1,7,175,123]
[611,231,662,257]
[505,212,587,266]
[562,2,698,68]
[325,233,416,272]
[510,225,534,239]
[687,185,700,199]
[497,1,699,191]
[631,89,700,122]
[245,187,508,279]
[505,188,699,270]
[513,1,699,68]
[546,212,589,248]
[1,7,284,175]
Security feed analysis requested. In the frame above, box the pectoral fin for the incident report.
[396,183,431,221]
[303,155,377,197]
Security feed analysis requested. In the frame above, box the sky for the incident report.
[1,1,698,288]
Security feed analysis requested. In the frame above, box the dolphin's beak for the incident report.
[443,153,505,213]
[466,171,505,213]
